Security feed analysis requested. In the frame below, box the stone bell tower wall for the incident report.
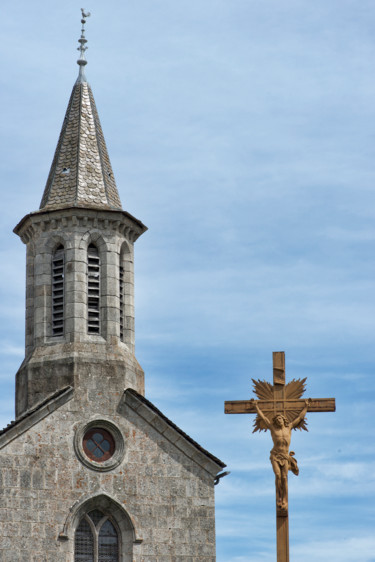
[14,207,145,417]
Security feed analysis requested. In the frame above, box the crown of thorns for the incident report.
[272,413,289,426]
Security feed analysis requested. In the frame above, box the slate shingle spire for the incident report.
[40,10,122,211]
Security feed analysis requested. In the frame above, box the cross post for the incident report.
[224,351,335,562]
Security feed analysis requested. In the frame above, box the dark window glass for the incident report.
[88,509,105,527]
[75,512,119,562]
[83,428,115,462]
[75,518,94,561]
[98,519,119,562]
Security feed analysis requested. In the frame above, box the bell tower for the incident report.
[14,12,147,417]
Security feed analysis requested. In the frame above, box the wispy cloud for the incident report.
[0,343,24,357]
[292,535,375,562]
[1,2,374,561]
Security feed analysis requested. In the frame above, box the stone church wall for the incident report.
[0,389,219,561]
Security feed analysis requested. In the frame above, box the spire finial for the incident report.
[77,8,91,81]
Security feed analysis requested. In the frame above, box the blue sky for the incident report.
[1,1,375,560]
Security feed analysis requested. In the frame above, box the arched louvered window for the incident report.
[119,259,124,342]
[87,244,100,334]
[74,509,119,562]
[52,245,64,336]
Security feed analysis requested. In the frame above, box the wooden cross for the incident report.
[224,351,335,562]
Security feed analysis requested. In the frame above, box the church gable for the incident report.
[0,385,223,560]
[121,388,225,477]
[0,386,73,450]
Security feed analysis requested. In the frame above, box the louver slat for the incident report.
[119,265,124,341]
[52,248,64,335]
[87,245,100,334]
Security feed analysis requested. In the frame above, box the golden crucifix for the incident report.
[225,351,335,562]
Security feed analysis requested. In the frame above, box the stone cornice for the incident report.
[14,206,147,244]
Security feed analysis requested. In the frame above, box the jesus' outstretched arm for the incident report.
[291,398,311,429]
[251,399,271,429]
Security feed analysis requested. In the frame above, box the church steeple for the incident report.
[13,13,147,418]
[0,17,226,560]
[40,10,122,211]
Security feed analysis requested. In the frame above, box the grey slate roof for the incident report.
[40,75,123,211]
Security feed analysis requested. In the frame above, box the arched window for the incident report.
[52,245,64,336]
[75,509,119,562]
[87,244,100,334]
[119,256,124,342]
[119,243,134,349]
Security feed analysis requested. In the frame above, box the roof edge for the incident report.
[121,388,226,475]
[0,386,74,450]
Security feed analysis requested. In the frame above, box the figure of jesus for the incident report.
[250,398,311,511]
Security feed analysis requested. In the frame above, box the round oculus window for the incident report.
[74,419,125,472]
[83,428,115,462]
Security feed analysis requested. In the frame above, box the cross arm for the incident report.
[224,398,335,414]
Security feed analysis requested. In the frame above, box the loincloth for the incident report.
[270,450,299,476]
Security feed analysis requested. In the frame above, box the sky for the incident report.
[1,1,375,560]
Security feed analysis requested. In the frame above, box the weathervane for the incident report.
[77,8,91,77]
